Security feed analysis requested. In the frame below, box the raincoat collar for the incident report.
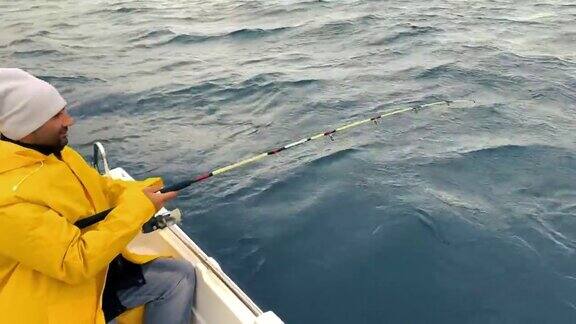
[0,134,63,158]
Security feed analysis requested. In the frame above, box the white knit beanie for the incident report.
[0,68,67,140]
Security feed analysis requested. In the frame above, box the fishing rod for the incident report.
[75,99,475,231]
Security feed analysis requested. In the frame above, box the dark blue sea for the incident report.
[2,1,576,323]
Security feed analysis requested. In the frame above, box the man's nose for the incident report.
[63,111,74,126]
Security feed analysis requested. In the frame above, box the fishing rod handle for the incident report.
[159,180,193,193]
[75,209,111,228]
[75,209,170,233]
[74,180,192,229]
[75,181,191,229]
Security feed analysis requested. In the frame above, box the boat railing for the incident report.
[92,141,111,175]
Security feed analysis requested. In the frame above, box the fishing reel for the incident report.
[142,208,182,233]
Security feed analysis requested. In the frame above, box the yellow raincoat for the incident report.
[0,140,160,323]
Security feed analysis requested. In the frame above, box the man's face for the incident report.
[25,107,74,148]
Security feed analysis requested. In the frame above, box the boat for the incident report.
[92,142,284,324]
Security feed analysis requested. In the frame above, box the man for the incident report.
[0,68,195,324]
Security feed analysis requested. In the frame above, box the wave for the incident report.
[240,0,329,14]
[258,6,312,16]
[464,143,554,156]
[416,63,460,79]
[7,38,34,46]
[51,23,75,29]
[475,16,547,26]
[29,4,61,10]
[130,28,175,42]
[415,63,532,92]
[12,49,62,58]
[28,30,50,37]
[89,6,152,15]
[3,22,32,29]
[37,74,105,85]
[369,25,443,46]
[133,26,293,48]
[215,74,320,104]
[303,147,359,168]
[135,82,221,106]
[167,82,222,96]
[240,57,277,66]
[141,73,319,105]
[158,60,205,72]
[86,73,318,117]
[425,144,576,172]
[299,15,381,39]
[496,51,576,68]
[152,33,210,46]
[227,26,292,38]
[71,93,138,117]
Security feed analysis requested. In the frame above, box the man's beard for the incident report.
[50,128,69,151]
[57,135,68,149]
[51,138,67,153]
[37,135,67,154]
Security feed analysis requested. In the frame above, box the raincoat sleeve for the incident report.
[0,187,156,284]
[100,175,163,207]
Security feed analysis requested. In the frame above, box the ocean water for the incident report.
[2,0,576,323]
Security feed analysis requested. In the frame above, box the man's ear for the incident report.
[19,128,38,144]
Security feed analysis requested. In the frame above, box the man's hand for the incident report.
[142,185,178,212]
